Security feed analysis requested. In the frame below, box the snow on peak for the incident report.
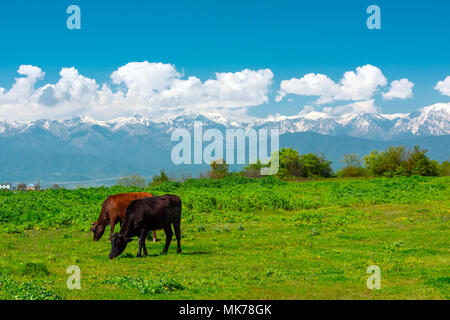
[0,103,449,139]
[301,111,332,120]
[418,102,450,115]
[78,116,108,127]
[379,113,409,120]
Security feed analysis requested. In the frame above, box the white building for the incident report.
[0,183,11,190]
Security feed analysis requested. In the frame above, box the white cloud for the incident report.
[38,67,99,105]
[0,65,45,104]
[435,76,450,96]
[382,79,414,100]
[277,64,388,104]
[323,99,380,116]
[276,73,337,103]
[298,105,316,115]
[111,62,180,103]
[0,62,273,121]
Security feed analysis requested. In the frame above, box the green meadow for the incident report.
[0,176,449,299]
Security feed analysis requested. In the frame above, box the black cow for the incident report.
[109,194,182,259]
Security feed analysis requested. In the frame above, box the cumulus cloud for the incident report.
[276,73,337,103]
[435,76,450,96]
[323,99,380,116]
[277,64,388,104]
[0,65,45,104]
[0,62,273,121]
[382,79,414,100]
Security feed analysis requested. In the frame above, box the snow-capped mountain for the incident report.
[0,103,449,141]
[0,103,449,185]
[250,103,450,140]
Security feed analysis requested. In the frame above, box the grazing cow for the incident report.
[91,192,158,242]
[109,194,182,259]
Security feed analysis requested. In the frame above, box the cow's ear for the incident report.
[125,237,133,243]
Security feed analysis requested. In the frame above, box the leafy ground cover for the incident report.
[0,176,448,299]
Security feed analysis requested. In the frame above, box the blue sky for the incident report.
[0,0,449,120]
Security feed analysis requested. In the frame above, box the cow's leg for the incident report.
[110,218,116,235]
[173,222,182,253]
[152,230,158,243]
[137,229,149,258]
[162,225,173,254]
[142,230,149,257]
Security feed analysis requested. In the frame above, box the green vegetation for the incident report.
[243,148,334,179]
[116,145,449,186]
[0,274,63,300]
[441,161,450,176]
[151,169,170,187]
[102,276,184,295]
[337,153,366,178]
[209,158,230,179]
[337,145,448,178]
[0,176,449,299]
[364,145,439,177]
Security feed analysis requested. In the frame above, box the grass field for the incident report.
[0,176,449,299]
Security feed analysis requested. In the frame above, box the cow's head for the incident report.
[109,233,133,259]
[91,222,106,241]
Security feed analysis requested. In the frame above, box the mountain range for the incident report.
[0,103,449,187]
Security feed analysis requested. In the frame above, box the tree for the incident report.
[278,148,303,178]
[364,146,406,177]
[343,153,362,168]
[338,153,366,177]
[52,184,60,190]
[440,161,450,176]
[301,153,333,178]
[151,169,170,186]
[242,160,266,178]
[117,174,146,188]
[265,148,333,178]
[210,158,229,179]
[364,145,438,177]
[404,145,438,176]
[17,183,26,191]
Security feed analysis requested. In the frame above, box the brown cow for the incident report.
[91,192,157,242]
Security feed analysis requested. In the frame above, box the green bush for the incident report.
[439,161,450,176]
[364,145,438,177]
[209,159,229,179]
[337,153,366,177]
[151,169,170,187]
[300,153,334,178]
